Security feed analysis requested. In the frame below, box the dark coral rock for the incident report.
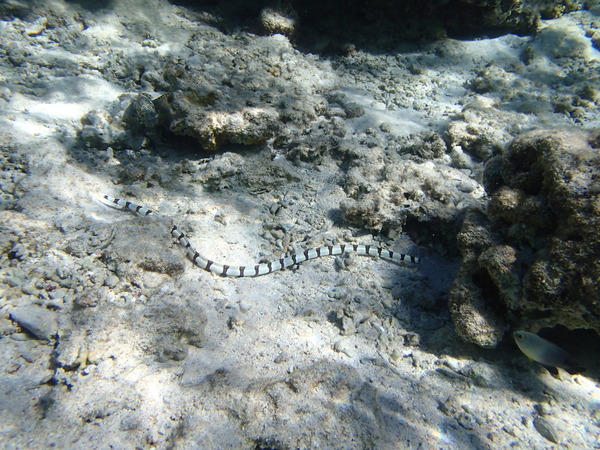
[259,5,299,37]
[488,186,555,230]
[449,275,508,348]
[123,93,159,131]
[449,211,510,347]
[453,129,600,347]
[478,245,523,310]
[161,90,280,151]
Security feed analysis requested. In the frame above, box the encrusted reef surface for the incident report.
[204,0,589,44]
[450,129,600,347]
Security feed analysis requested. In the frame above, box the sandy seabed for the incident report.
[1,1,599,448]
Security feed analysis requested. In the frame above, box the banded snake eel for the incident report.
[102,195,421,277]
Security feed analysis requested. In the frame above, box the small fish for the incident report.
[513,331,585,375]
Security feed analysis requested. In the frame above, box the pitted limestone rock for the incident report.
[451,129,600,347]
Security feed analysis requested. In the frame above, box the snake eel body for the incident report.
[102,195,420,277]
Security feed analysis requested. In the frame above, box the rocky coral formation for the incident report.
[337,132,487,250]
[450,129,600,347]
[152,32,333,151]
[77,31,334,152]
[449,211,512,347]
[206,0,585,48]
[259,4,299,37]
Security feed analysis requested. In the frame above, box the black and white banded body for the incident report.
[102,195,421,277]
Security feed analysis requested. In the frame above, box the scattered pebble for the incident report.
[403,333,420,347]
[274,352,290,364]
[21,282,38,296]
[9,305,58,341]
[238,301,252,313]
[333,340,355,358]
[104,275,119,288]
[533,416,560,444]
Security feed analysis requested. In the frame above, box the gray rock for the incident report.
[533,416,560,444]
[333,339,355,358]
[10,305,58,340]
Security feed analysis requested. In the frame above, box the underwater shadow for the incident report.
[65,0,115,13]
